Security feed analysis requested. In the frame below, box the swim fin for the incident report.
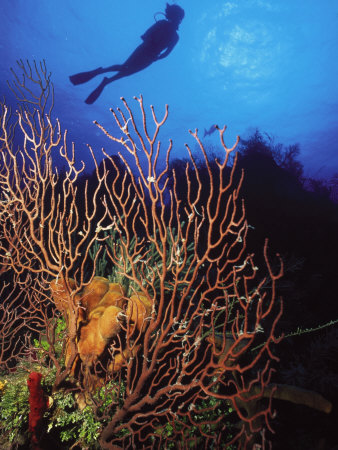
[85,78,110,104]
[69,67,104,85]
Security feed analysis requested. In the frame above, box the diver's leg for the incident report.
[70,64,124,85]
[104,72,130,82]
[85,60,154,104]
[85,77,112,104]
[76,42,156,88]
[100,58,153,83]
[69,67,106,85]
[84,45,156,103]
[85,72,131,104]
[101,64,124,72]
[96,46,152,76]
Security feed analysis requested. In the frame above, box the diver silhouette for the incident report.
[69,3,185,104]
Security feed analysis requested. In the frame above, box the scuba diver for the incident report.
[69,3,185,104]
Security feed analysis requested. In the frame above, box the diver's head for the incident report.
[165,3,185,26]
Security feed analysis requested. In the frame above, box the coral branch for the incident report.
[0,65,283,449]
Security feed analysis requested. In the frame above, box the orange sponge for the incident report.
[126,292,152,332]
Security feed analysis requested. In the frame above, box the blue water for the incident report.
[1,0,337,178]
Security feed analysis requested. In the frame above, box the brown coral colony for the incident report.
[51,276,152,376]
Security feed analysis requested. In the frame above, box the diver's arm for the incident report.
[156,34,179,60]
